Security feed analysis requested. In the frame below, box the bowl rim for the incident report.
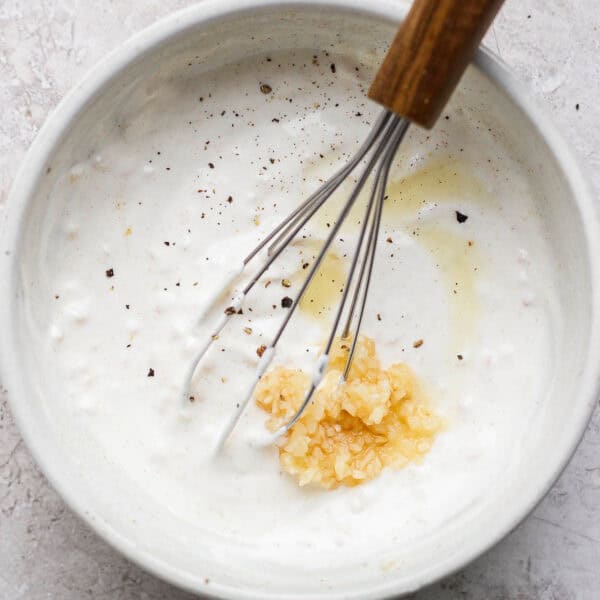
[1,1,599,598]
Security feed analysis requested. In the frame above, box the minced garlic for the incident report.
[254,336,442,489]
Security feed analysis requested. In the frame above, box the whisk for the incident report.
[184,0,504,445]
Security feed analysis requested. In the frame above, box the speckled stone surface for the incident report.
[1,1,599,599]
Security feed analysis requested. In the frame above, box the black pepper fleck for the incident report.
[260,83,272,94]
[455,210,469,223]
[105,268,114,278]
[281,296,293,308]
[147,368,155,377]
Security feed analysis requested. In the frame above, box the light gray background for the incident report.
[1,1,599,598]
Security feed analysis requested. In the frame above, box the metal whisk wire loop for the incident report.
[184,110,409,446]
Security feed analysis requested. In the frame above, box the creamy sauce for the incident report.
[27,49,557,573]
[294,242,346,317]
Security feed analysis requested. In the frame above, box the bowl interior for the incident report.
[4,3,598,598]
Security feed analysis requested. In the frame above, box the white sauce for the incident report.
[30,50,558,573]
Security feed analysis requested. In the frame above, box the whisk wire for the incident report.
[274,117,409,436]
[264,111,393,258]
[242,111,392,264]
[213,115,404,448]
[341,119,409,379]
[185,110,410,447]
[270,114,402,348]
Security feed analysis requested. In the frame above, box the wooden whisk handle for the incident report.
[368,0,505,129]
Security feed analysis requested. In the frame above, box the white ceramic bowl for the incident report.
[1,1,599,598]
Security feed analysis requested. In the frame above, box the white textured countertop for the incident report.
[1,1,599,598]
